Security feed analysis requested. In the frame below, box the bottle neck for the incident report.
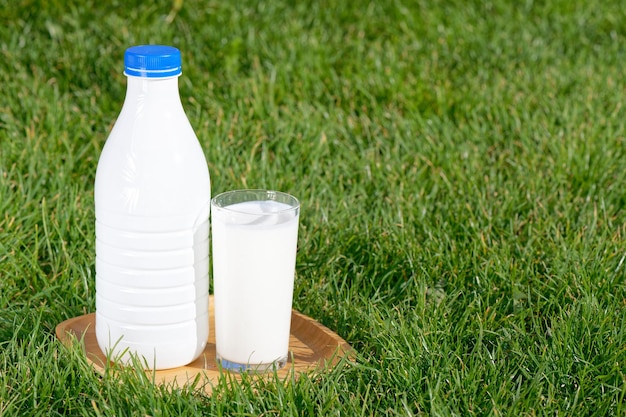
[124,75,182,104]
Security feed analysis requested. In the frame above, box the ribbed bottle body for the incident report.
[94,74,210,370]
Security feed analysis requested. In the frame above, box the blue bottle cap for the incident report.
[124,45,182,78]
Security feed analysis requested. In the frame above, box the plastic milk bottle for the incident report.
[94,45,210,370]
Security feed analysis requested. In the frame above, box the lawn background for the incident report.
[1,0,626,415]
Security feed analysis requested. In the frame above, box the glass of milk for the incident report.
[211,189,300,372]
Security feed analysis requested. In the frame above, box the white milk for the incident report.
[212,199,299,367]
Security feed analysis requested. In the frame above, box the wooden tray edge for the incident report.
[55,305,354,394]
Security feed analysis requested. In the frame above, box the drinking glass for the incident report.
[211,189,300,372]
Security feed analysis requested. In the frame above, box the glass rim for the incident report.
[211,189,300,215]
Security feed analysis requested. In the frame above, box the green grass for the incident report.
[1,0,626,415]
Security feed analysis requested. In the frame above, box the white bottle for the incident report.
[94,45,210,370]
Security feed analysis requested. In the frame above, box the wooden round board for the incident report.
[55,296,352,394]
